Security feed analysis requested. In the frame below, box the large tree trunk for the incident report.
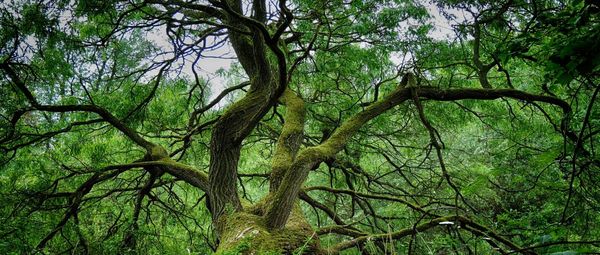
[206,1,316,250]
[215,201,324,255]
[208,0,281,227]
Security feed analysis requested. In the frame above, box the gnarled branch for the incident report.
[265,73,571,230]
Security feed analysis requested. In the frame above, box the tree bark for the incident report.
[207,0,284,229]
[214,205,323,255]
[270,88,306,191]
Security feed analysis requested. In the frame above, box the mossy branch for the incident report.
[264,74,415,230]
[264,73,571,230]
[270,88,306,191]
[107,160,209,192]
[326,215,530,254]
[207,0,292,223]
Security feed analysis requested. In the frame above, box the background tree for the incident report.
[1,0,599,254]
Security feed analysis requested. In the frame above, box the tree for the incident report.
[1,0,599,254]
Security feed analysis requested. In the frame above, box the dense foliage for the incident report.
[1,0,599,254]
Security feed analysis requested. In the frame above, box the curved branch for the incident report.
[327,216,458,253]
[299,191,350,227]
[35,158,207,250]
[207,0,291,224]
[328,215,530,254]
[2,119,103,152]
[0,64,155,150]
[303,186,426,215]
[264,73,571,230]
[188,81,250,128]
[36,167,129,250]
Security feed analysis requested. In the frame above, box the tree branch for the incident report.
[0,63,155,150]
[109,160,209,192]
[264,73,571,230]
[270,88,306,191]
[328,215,531,254]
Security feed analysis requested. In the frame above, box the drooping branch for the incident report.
[327,215,531,254]
[303,186,426,215]
[415,87,571,113]
[264,73,572,230]
[121,173,159,250]
[36,168,129,250]
[412,88,471,210]
[327,216,459,253]
[0,63,155,150]
[1,118,103,152]
[299,191,351,227]
[35,159,208,250]
[562,81,600,222]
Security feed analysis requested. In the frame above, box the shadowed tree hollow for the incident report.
[1,0,599,254]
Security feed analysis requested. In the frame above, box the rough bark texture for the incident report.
[215,203,323,255]
[263,74,416,230]
[208,0,280,226]
[270,89,306,191]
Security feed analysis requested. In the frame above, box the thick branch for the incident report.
[416,87,571,113]
[109,160,209,192]
[327,216,459,253]
[327,215,530,254]
[264,73,571,230]
[263,74,414,229]
[270,88,306,191]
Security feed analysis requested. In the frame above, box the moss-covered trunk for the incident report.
[215,203,324,255]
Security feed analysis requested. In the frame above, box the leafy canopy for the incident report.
[0,0,599,254]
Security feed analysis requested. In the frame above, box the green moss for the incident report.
[271,89,306,188]
[143,145,169,161]
[217,239,251,255]
[215,207,323,255]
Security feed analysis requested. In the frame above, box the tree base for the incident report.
[215,205,323,255]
